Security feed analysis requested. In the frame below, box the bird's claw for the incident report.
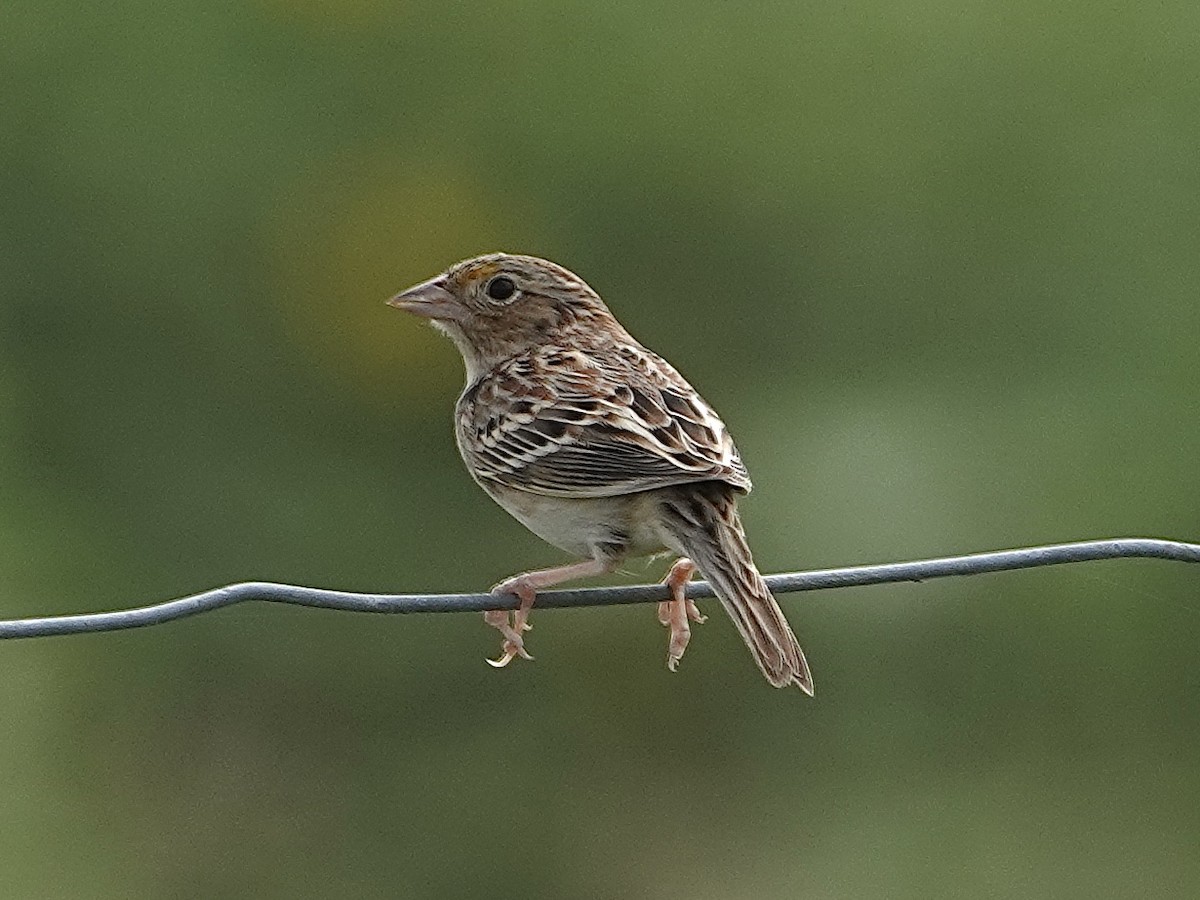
[486,639,534,668]
[660,558,703,672]
[484,577,538,667]
[665,615,691,672]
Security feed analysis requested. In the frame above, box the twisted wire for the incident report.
[2,537,1197,640]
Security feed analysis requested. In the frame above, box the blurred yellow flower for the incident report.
[264,150,540,407]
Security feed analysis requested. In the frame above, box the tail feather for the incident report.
[658,483,814,694]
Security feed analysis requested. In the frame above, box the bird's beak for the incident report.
[386,277,466,321]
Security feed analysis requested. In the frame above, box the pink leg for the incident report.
[484,558,613,668]
[657,558,706,672]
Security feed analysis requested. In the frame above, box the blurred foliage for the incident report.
[2,0,1199,897]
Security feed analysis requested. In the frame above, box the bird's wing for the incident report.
[457,345,752,499]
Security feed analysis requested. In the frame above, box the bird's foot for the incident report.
[484,573,538,667]
[658,558,705,672]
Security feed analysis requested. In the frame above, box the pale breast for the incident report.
[478,480,669,562]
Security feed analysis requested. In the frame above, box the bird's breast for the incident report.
[474,480,668,562]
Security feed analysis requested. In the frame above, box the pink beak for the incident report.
[386,277,466,321]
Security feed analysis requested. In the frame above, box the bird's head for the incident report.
[388,253,620,380]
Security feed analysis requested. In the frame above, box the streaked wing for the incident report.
[456,344,751,499]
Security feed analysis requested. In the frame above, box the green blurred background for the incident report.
[3,1,1199,897]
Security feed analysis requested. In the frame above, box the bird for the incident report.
[387,253,813,693]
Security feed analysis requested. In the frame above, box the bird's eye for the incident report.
[485,275,516,302]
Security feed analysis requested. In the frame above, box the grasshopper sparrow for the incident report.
[388,253,813,692]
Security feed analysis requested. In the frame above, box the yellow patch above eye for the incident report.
[465,261,501,283]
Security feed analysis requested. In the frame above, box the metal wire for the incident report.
[1,537,1197,640]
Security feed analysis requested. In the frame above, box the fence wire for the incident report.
[1,537,1197,640]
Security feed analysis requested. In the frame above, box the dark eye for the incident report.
[485,275,516,301]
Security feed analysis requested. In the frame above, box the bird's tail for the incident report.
[658,483,813,694]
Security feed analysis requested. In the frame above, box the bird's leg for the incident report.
[486,558,613,668]
[658,558,706,672]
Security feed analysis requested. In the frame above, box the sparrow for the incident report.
[388,253,813,692]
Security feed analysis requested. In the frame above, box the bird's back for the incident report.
[455,340,752,501]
